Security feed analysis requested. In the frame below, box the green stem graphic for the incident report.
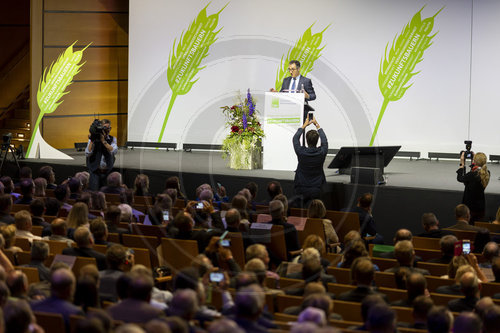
[369,98,389,146]
[25,113,44,156]
[158,93,178,142]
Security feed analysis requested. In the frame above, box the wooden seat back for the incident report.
[327,267,351,285]
[15,266,39,283]
[300,218,326,245]
[159,238,199,272]
[268,225,287,262]
[374,271,396,288]
[130,223,168,239]
[72,256,97,277]
[325,211,360,244]
[31,226,43,237]
[42,240,69,254]
[476,222,500,233]
[416,262,448,276]
[14,237,31,251]
[412,237,440,250]
[104,193,121,204]
[227,232,246,269]
[430,292,462,306]
[34,311,66,333]
[425,275,455,292]
[134,196,153,206]
[11,204,30,212]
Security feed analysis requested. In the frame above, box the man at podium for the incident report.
[270,60,316,121]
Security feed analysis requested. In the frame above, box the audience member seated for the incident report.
[480,242,500,268]
[448,271,481,312]
[475,296,495,322]
[145,194,172,225]
[230,195,251,226]
[73,273,99,312]
[67,202,90,230]
[427,305,454,333]
[265,181,282,205]
[0,194,14,224]
[345,193,379,239]
[492,257,500,285]
[100,171,126,194]
[244,181,259,210]
[14,210,42,243]
[286,248,336,291]
[0,176,20,199]
[307,199,339,249]
[231,284,268,333]
[99,244,130,302]
[347,294,386,331]
[107,272,164,323]
[448,204,486,232]
[418,212,454,238]
[118,203,134,223]
[244,258,283,296]
[29,199,51,231]
[391,272,428,307]
[0,225,22,254]
[293,234,330,271]
[379,229,422,262]
[133,174,149,197]
[67,177,82,200]
[169,289,200,332]
[90,218,114,247]
[62,227,107,270]
[225,209,253,247]
[204,236,241,276]
[74,171,90,193]
[338,239,379,271]
[427,235,458,264]
[165,176,186,201]
[44,197,61,216]
[105,205,129,235]
[15,179,34,205]
[15,166,32,186]
[337,257,385,302]
[297,307,327,328]
[246,244,279,281]
[269,200,300,257]
[172,211,222,253]
[31,268,84,328]
[208,319,244,333]
[33,177,47,197]
[43,218,75,247]
[410,295,434,330]
[7,270,29,301]
[55,184,72,213]
[38,165,57,189]
[367,302,396,333]
[5,299,43,333]
[22,241,50,281]
[483,305,500,333]
[437,263,474,296]
[453,311,482,333]
[192,190,225,229]
[120,189,144,222]
[131,264,172,308]
[91,191,107,212]
[384,240,429,275]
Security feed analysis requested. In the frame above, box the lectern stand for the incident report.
[262,92,304,171]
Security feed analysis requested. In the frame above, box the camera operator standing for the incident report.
[86,119,117,191]
[457,145,490,223]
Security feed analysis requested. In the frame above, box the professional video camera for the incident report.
[89,119,104,142]
[460,140,474,163]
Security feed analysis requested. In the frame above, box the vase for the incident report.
[227,139,262,170]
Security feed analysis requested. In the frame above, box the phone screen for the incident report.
[462,241,471,255]
[162,210,169,221]
[210,272,224,283]
[196,202,204,209]
[308,112,314,121]
[220,239,231,247]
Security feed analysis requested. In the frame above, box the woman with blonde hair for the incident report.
[307,199,339,249]
[0,225,22,254]
[293,234,331,271]
[67,202,89,229]
[457,151,490,223]
[133,174,149,197]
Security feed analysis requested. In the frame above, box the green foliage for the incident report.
[274,23,330,91]
[370,7,443,146]
[158,3,227,142]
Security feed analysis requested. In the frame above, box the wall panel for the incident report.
[45,0,128,12]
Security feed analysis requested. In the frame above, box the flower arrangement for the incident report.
[220,89,264,169]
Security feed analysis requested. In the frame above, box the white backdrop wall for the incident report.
[128,0,499,155]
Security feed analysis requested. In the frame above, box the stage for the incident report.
[6,148,500,242]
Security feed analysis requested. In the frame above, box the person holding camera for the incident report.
[457,151,490,223]
[85,119,117,191]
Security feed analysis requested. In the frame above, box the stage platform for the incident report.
[6,148,500,242]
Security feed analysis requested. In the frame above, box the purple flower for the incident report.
[242,113,247,130]
[247,89,255,116]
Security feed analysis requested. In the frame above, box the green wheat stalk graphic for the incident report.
[369,6,442,146]
[274,23,331,91]
[158,3,227,142]
[26,41,90,156]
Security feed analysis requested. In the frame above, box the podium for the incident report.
[262,92,304,171]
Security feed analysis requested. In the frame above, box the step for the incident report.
[5,118,30,129]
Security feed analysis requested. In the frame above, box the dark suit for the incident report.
[418,229,454,239]
[286,270,336,289]
[0,212,14,225]
[280,75,316,120]
[270,218,300,256]
[31,296,84,329]
[22,260,50,282]
[99,269,124,302]
[435,283,462,296]
[62,246,107,270]
[447,220,486,232]
[337,285,384,303]
[292,127,328,202]
[428,254,453,264]
[384,265,430,276]
[107,298,164,323]
[448,296,478,312]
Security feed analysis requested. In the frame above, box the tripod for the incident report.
[0,138,20,174]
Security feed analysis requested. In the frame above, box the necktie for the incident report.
[291,78,296,92]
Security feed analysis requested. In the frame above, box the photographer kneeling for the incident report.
[86,119,117,191]
[457,147,490,223]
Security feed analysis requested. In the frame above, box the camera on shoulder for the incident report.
[89,119,104,142]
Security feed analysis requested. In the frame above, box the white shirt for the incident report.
[288,75,302,92]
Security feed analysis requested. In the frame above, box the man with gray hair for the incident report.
[453,311,481,333]
[170,289,199,331]
[481,242,500,268]
[62,227,107,270]
[428,235,458,264]
[448,271,480,312]
[233,284,267,333]
[269,200,300,257]
[100,171,125,194]
[118,203,133,223]
[22,241,50,281]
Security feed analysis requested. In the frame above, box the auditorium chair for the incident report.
[72,256,97,277]
[268,225,288,262]
[476,222,500,233]
[327,267,351,284]
[107,232,120,244]
[15,266,39,284]
[289,207,308,217]
[325,211,360,245]
[104,193,120,204]
[42,215,58,223]
[11,204,29,212]
[69,314,86,333]
[14,237,31,251]
[430,292,462,306]
[134,195,153,206]
[412,236,440,250]
[227,232,245,269]
[425,275,455,292]
[158,238,198,272]
[481,282,500,297]
[31,226,43,237]
[16,251,54,267]
[34,311,65,333]
[130,224,168,239]
[122,234,160,267]
[415,262,448,276]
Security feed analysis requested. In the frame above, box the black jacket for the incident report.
[292,127,328,190]
[62,246,107,270]
[457,167,488,213]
